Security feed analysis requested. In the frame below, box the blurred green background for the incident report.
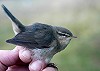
[0,0,100,71]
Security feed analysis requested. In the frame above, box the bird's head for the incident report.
[55,27,77,51]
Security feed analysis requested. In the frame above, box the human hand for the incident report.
[0,46,57,71]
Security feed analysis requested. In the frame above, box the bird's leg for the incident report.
[46,63,58,70]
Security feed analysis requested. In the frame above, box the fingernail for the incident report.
[12,47,19,52]
[29,60,45,71]
[20,50,32,63]
[12,46,24,52]
[43,67,58,71]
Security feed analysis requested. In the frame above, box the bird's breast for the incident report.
[31,47,55,63]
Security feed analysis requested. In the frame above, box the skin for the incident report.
[0,46,57,71]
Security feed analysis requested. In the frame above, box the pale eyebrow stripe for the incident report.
[57,31,70,36]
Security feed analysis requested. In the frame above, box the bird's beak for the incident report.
[72,36,77,38]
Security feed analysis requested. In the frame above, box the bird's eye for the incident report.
[57,32,70,37]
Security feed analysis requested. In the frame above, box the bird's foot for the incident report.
[46,63,58,70]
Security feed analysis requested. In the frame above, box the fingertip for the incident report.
[29,60,46,71]
[43,67,58,71]
[19,49,32,63]
[14,46,24,51]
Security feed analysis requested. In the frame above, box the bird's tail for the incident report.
[1,4,25,32]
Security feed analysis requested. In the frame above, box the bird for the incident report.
[2,4,77,70]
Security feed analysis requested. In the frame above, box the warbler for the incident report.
[2,4,76,70]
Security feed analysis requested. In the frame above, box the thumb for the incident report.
[0,50,19,71]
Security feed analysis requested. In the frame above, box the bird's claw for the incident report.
[46,63,58,70]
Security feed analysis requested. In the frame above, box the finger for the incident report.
[0,50,19,71]
[29,60,46,71]
[18,47,32,63]
[43,67,58,71]
[7,65,29,71]
[0,62,7,71]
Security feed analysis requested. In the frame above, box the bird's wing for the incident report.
[6,24,56,49]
